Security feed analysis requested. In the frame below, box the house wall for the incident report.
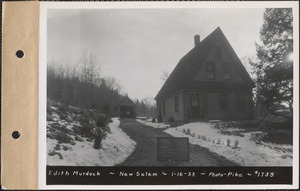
[157,39,254,121]
[206,91,253,120]
[161,93,185,122]
[119,105,136,118]
[190,44,254,120]
[158,90,254,121]
[193,46,244,83]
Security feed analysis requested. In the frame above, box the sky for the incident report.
[48,8,265,100]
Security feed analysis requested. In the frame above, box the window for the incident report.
[215,46,222,59]
[175,95,179,113]
[236,93,245,110]
[223,63,231,80]
[162,100,166,115]
[220,93,229,111]
[206,62,216,80]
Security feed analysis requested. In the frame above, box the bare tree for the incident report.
[160,71,169,82]
[80,51,101,84]
[104,76,123,93]
[47,50,124,112]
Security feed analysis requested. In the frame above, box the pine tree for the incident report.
[250,8,293,120]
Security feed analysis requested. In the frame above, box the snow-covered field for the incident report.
[47,107,136,166]
[143,120,292,166]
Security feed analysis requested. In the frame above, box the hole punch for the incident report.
[16,50,24,58]
[12,131,21,139]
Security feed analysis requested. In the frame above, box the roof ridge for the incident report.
[154,27,254,100]
[182,28,221,85]
[158,27,221,90]
[180,27,221,61]
[116,95,136,106]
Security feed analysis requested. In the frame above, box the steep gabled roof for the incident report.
[117,95,136,107]
[155,27,255,100]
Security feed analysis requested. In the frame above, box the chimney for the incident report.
[194,34,200,46]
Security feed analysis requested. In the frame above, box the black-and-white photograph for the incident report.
[45,6,295,170]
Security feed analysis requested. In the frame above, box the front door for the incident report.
[189,93,205,119]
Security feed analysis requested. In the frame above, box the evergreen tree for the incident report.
[250,8,293,120]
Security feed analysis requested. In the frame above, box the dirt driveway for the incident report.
[118,119,238,166]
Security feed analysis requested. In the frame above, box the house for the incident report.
[115,95,137,118]
[155,27,255,122]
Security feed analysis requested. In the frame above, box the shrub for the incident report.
[234,140,239,147]
[62,145,70,151]
[71,107,83,114]
[58,104,68,112]
[47,131,74,143]
[80,125,94,137]
[187,128,191,135]
[48,150,63,159]
[54,144,61,150]
[168,116,175,123]
[60,114,68,120]
[72,125,83,135]
[96,114,109,127]
[101,125,111,134]
[77,114,90,125]
[47,106,52,115]
[86,137,93,142]
[227,139,231,146]
[47,115,54,121]
[75,136,84,142]
[107,117,113,123]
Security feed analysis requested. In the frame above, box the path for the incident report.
[118,119,238,166]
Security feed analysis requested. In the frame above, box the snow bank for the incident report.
[137,119,169,129]
[164,122,292,166]
[47,118,136,166]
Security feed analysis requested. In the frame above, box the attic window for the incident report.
[215,46,222,59]
[206,62,216,80]
[223,63,231,80]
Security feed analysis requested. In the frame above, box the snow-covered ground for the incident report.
[47,116,136,166]
[143,121,292,166]
[137,119,169,129]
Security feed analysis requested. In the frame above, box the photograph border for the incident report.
[39,1,299,189]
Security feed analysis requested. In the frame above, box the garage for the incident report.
[120,106,135,118]
[116,96,137,118]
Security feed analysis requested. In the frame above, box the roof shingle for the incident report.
[155,27,255,100]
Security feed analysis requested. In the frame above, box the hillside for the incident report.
[46,101,136,166]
